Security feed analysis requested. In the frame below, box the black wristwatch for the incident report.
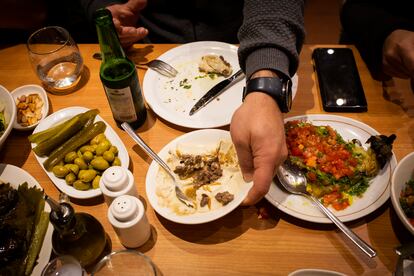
[242,77,292,113]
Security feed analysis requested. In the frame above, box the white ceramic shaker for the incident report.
[99,166,138,206]
[108,195,151,248]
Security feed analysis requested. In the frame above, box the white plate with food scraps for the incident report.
[143,41,298,129]
[265,114,397,224]
[145,129,253,224]
[32,106,129,199]
[0,163,53,276]
[11,84,49,131]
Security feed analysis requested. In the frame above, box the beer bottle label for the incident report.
[104,86,138,122]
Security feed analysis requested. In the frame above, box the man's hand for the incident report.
[383,29,414,80]
[230,92,287,206]
[107,0,148,48]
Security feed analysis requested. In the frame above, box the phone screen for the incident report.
[312,48,367,112]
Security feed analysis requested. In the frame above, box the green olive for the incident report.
[95,140,111,156]
[102,151,115,162]
[80,145,96,154]
[92,175,101,189]
[108,146,118,155]
[91,156,110,170]
[65,173,77,186]
[83,151,94,162]
[73,180,91,191]
[112,157,122,166]
[57,160,65,167]
[78,169,97,182]
[64,164,80,175]
[52,165,70,178]
[64,151,78,163]
[74,157,88,170]
[90,133,106,145]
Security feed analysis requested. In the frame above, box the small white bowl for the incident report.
[0,85,16,150]
[391,151,414,235]
[11,84,49,131]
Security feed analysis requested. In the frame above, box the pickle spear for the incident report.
[44,121,107,171]
[29,109,100,145]
[32,109,100,157]
[33,116,83,157]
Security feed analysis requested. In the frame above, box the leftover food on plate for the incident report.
[29,109,121,191]
[0,101,6,136]
[156,140,244,215]
[400,178,414,226]
[16,93,44,127]
[199,55,233,77]
[0,182,49,276]
[285,120,396,211]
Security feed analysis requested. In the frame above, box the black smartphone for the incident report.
[312,47,367,112]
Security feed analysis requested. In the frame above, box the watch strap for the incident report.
[242,77,292,113]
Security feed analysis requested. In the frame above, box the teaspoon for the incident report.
[276,161,377,258]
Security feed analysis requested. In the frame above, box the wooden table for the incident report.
[1,44,413,275]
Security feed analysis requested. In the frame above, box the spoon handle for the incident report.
[121,122,175,179]
[308,195,377,258]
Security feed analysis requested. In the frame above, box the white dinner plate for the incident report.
[0,163,53,276]
[32,106,129,199]
[265,114,397,223]
[143,41,298,129]
[145,129,253,224]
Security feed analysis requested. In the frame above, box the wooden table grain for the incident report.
[0,44,413,275]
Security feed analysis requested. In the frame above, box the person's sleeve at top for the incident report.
[80,0,124,23]
[237,0,305,80]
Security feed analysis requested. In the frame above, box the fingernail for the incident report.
[139,28,148,35]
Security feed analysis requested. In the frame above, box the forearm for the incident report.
[238,0,305,80]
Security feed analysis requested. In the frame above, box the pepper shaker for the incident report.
[99,166,138,206]
[108,195,151,248]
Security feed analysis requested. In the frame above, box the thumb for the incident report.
[242,159,275,206]
[126,0,147,12]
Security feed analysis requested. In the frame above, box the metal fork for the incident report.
[121,122,195,208]
[92,52,178,78]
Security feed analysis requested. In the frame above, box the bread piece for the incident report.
[199,55,233,77]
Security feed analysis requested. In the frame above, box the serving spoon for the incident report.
[93,52,178,78]
[276,161,377,258]
[121,122,195,208]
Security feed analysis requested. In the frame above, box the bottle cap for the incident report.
[110,196,138,222]
[101,166,129,192]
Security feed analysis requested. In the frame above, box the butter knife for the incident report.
[189,69,244,116]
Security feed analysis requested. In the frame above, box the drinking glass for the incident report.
[27,26,84,93]
[41,255,85,276]
[91,250,157,276]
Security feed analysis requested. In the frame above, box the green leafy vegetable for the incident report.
[0,182,49,276]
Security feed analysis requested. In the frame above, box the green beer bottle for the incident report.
[94,8,147,129]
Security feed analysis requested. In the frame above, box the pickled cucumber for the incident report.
[33,116,83,156]
[29,109,99,144]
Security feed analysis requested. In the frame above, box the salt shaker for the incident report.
[99,166,138,206]
[108,195,151,248]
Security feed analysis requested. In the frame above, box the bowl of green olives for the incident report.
[31,107,129,199]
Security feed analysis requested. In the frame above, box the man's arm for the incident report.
[232,0,305,205]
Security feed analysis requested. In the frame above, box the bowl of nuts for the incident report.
[11,84,49,131]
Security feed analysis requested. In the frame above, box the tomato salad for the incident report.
[285,120,380,211]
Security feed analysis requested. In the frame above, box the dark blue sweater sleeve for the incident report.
[237,0,305,79]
